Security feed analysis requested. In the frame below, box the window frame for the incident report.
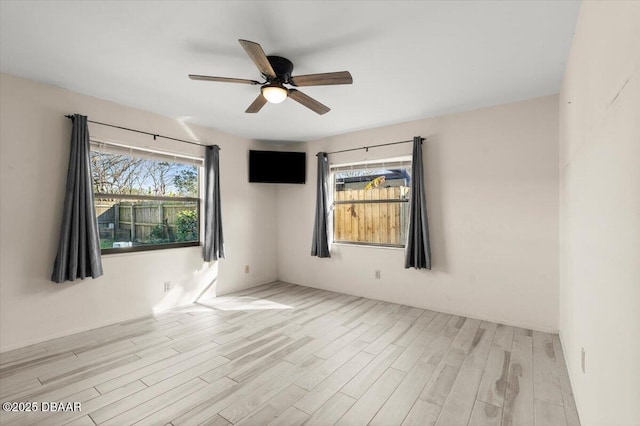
[330,157,412,249]
[91,141,203,255]
[96,193,201,255]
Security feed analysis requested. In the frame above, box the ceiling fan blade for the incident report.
[245,94,268,113]
[289,71,353,87]
[189,74,261,85]
[238,39,276,79]
[288,89,330,115]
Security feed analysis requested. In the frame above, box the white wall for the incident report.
[277,95,559,332]
[0,74,278,352]
[558,2,640,425]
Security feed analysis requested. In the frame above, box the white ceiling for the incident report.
[0,1,580,142]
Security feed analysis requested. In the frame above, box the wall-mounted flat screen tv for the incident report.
[249,150,306,184]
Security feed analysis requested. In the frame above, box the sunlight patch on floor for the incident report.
[199,296,294,311]
[169,304,223,314]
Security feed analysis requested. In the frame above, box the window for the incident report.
[91,141,202,254]
[332,158,411,247]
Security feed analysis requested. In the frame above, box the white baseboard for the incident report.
[281,279,560,334]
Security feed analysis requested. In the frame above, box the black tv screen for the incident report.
[249,150,306,184]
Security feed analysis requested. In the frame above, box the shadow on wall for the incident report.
[425,133,448,273]
[153,261,219,314]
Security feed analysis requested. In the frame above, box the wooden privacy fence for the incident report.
[95,201,197,243]
[334,186,409,246]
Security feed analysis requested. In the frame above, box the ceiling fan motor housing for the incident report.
[267,56,294,83]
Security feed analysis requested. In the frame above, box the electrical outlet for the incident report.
[374,270,381,279]
[244,265,250,274]
[581,347,586,373]
[163,282,171,292]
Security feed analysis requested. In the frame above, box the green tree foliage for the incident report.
[149,224,169,243]
[174,168,198,197]
[175,209,198,242]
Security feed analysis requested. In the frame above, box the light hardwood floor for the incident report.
[0,282,580,426]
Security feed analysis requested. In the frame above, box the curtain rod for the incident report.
[90,138,204,163]
[65,115,212,148]
[318,138,423,156]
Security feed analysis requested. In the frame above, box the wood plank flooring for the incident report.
[0,281,580,426]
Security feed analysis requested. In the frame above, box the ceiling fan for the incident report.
[189,39,353,115]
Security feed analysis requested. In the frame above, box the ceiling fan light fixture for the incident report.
[261,84,288,104]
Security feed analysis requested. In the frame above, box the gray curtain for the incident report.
[405,136,432,269]
[203,145,225,261]
[51,114,103,283]
[311,152,331,258]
